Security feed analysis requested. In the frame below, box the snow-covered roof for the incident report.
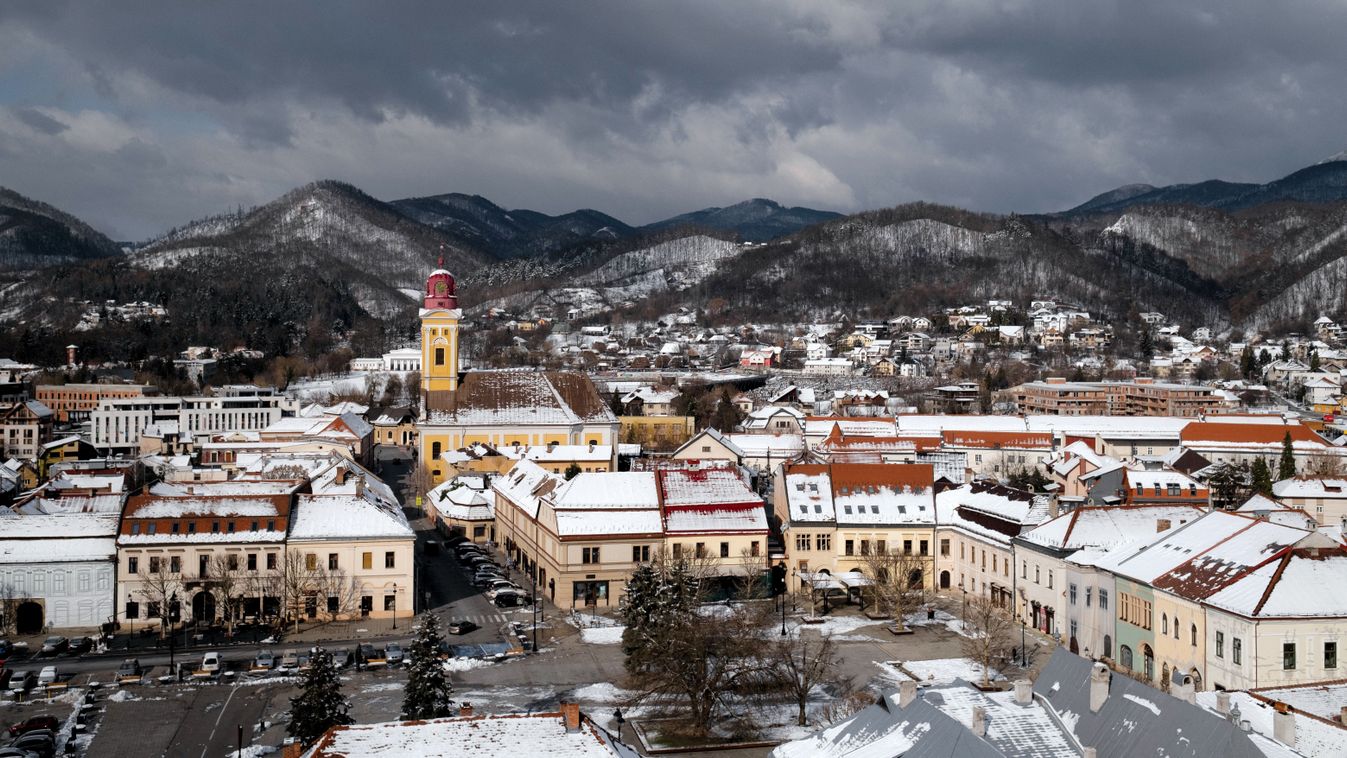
[782,463,935,526]
[425,370,617,427]
[1195,690,1347,758]
[500,444,613,463]
[553,472,659,509]
[723,433,805,457]
[149,481,298,497]
[118,530,286,545]
[1271,477,1347,499]
[130,496,282,518]
[290,493,414,541]
[427,478,494,522]
[304,712,629,758]
[492,460,564,520]
[657,467,760,508]
[1206,544,1347,618]
[1019,505,1205,552]
[555,510,664,537]
[663,507,767,534]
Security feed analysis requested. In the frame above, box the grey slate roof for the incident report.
[1032,648,1266,758]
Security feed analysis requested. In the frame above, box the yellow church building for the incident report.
[414,264,619,487]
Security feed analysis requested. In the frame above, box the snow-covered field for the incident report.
[899,658,1002,684]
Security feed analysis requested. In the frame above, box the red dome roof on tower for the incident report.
[424,255,458,309]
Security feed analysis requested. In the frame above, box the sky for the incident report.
[1,1,1345,240]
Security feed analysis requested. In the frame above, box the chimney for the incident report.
[1083,749,1097,758]
[1339,706,1347,725]
[458,703,473,718]
[356,476,365,498]
[1272,705,1296,748]
[970,706,987,737]
[1048,494,1060,519]
[560,702,581,733]
[66,344,78,367]
[1215,691,1231,716]
[1170,673,1195,705]
[1156,518,1172,533]
[898,680,917,709]
[1089,662,1110,713]
[1013,679,1033,706]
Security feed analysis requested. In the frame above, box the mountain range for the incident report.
[2,157,1347,365]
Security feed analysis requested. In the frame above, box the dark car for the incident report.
[10,728,55,758]
[7,716,59,737]
[493,591,533,608]
[37,637,66,657]
[68,637,93,655]
[116,659,143,678]
[7,671,35,694]
[445,620,479,636]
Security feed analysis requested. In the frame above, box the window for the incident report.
[1233,637,1242,665]
[720,542,730,558]
[903,539,913,555]
[844,540,855,556]
[385,552,396,569]
[1070,620,1078,641]
[1216,631,1225,658]
[128,557,139,574]
[941,539,950,557]
[251,521,259,532]
[147,601,161,618]
[795,533,810,551]
[125,601,139,620]
[53,573,65,594]
[751,541,760,557]
[227,522,236,533]
[305,553,317,571]
[1191,623,1198,647]
[920,540,929,556]
[860,540,871,556]
[672,543,683,559]
[328,554,339,570]
[816,534,831,551]
[1326,641,1338,669]
[362,552,372,570]
[1283,642,1296,670]
[227,554,238,571]
[188,522,197,534]
[169,556,181,574]
[1069,584,1078,605]
[77,573,89,592]
[1047,572,1053,589]
[247,553,257,571]
[266,553,277,570]
[171,522,180,534]
[131,523,141,535]
[1085,587,1092,607]
[1161,614,1168,635]
[212,521,220,533]
[1034,566,1040,584]
[385,595,396,612]
[961,543,966,560]
[632,545,650,563]
[267,520,275,531]
[431,441,442,460]
[695,543,706,558]
[582,547,600,564]
[149,556,161,573]
[1099,589,1109,610]
[435,347,445,366]
[328,597,339,614]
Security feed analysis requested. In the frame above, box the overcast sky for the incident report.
[2,1,1344,240]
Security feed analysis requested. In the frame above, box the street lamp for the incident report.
[1020,619,1027,667]
[392,583,398,630]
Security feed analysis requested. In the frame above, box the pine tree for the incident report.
[1251,458,1274,496]
[402,614,455,720]
[1240,346,1255,379]
[1278,431,1297,481]
[287,648,353,746]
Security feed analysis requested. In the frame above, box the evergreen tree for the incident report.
[287,648,353,746]
[564,462,582,480]
[402,614,455,720]
[1310,350,1321,372]
[1251,458,1274,496]
[1277,431,1297,481]
[1138,329,1153,359]
[1240,345,1255,379]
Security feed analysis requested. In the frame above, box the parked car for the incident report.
[35,667,57,688]
[116,659,143,678]
[473,574,506,589]
[67,637,93,656]
[10,728,55,758]
[6,671,35,694]
[485,580,523,598]
[384,643,404,665]
[279,651,299,671]
[252,651,276,672]
[200,652,222,674]
[295,652,312,672]
[445,620,479,635]
[0,748,37,758]
[7,715,58,737]
[37,637,66,656]
[493,591,533,609]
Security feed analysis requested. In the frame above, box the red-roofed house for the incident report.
[939,430,1054,478]
[1179,421,1335,469]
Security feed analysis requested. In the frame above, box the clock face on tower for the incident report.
[434,280,448,295]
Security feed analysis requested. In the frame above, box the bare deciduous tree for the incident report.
[205,554,246,632]
[961,596,1016,687]
[137,555,184,638]
[769,633,842,726]
[860,548,931,626]
[1306,454,1345,478]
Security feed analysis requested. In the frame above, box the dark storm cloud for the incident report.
[0,1,1344,238]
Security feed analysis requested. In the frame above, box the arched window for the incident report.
[1191,623,1198,646]
[431,441,442,460]
[1120,644,1133,671]
[1161,614,1168,634]
[1103,634,1112,659]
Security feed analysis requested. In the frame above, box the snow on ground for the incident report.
[900,658,1002,684]
[569,610,623,628]
[360,682,405,693]
[788,614,885,640]
[903,608,970,636]
[443,657,493,673]
[579,626,625,645]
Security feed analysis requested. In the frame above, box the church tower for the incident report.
[420,258,461,410]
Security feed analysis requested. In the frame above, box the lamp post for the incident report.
[1020,619,1027,667]
[392,583,398,631]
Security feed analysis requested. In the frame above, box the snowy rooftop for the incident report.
[664,507,767,534]
[129,496,283,518]
[1271,478,1347,499]
[552,472,659,509]
[1206,545,1347,618]
[493,460,564,520]
[305,712,626,758]
[149,481,298,497]
[556,510,664,537]
[0,512,117,539]
[657,467,761,508]
[1019,505,1205,552]
[290,493,414,541]
[425,370,618,427]
[501,444,612,463]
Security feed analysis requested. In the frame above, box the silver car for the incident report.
[384,643,404,664]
